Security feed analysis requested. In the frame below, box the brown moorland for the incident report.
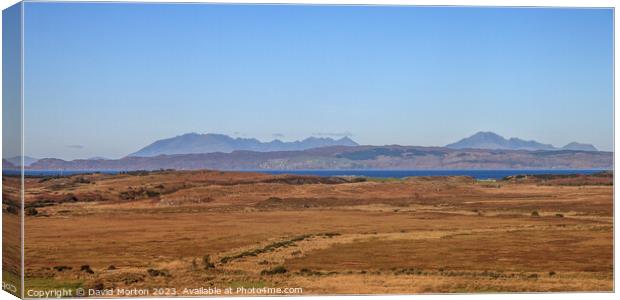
[3,170,612,295]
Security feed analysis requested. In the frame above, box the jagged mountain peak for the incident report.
[446,132,596,151]
[129,133,358,157]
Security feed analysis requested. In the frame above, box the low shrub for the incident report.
[297,267,326,276]
[63,194,79,202]
[25,207,38,216]
[53,266,72,272]
[145,190,161,198]
[147,268,170,277]
[4,206,18,214]
[80,265,94,274]
[261,266,287,275]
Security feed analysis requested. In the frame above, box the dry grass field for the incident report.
[3,170,613,296]
[2,175,22,297]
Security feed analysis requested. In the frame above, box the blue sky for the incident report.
[19,3,613,159]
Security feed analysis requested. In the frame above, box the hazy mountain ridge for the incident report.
[561,142,598,152]
[129,133,359,157]
[29,145,612,171]
[4,156,39,166]
[2,159,17,169]
[21,132,609,171]
[446,132,598,151]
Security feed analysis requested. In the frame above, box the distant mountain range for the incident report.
[28,145,612,171]
[129,133,359,157]
[4,156,39,167]
[131,132,598,158]
[446,132,598,152]
[10,132,610,171]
